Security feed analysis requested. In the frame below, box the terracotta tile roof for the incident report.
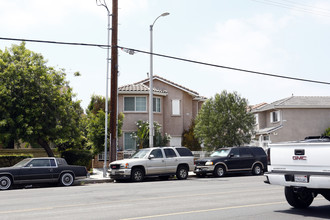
[135,75,200,97]
[118,83,168,95]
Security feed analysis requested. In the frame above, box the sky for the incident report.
[0,0,329,110]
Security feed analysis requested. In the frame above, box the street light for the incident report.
[96,0,111,177]
[149,12,170,148]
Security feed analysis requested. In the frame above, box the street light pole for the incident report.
[149,12,169,148]
[96,0,111,177]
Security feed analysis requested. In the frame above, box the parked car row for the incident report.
[0,146,268,190]
[108,146,268,182]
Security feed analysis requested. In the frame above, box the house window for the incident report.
[172,99,181,116]
[153,97,161,113]
[124,132,136,151]
[124,97,147,112]
[254,114,259,125]
[270,111,280,123]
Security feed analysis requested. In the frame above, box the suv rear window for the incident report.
[250,147,266,156]
[175,147,193,157]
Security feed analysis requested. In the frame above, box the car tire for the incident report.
[213,165,226,177]
[284,187,314,208]
[60,173,74,186]
[0,175,12,190]
[176,165,188,180]
[252,164,263,175]
[131,168,144,182]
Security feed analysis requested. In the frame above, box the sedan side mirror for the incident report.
[229,153,234,158]
[148,154,155,160]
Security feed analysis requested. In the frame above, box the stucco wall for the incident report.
[263,108,330,143]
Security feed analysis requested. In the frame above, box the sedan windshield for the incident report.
[211,149,230,157]
[12,158,31,167]
[131,149,150,159]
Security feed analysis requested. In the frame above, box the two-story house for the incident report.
[251,96,330,149]
[118,75,206,152]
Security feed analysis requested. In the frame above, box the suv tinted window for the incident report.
[239,148,253,157]
[250,147,266,156]
[176,147,193,157]
[164,149,177,158]
[150,149,163,158]
[230,148,240,157]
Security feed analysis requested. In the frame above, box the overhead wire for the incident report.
[0,37,329,86]
[251,0,330,18]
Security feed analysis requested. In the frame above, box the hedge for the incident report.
[0,154,33,167]
[61,149,93,170]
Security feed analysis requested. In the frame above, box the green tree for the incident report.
[182,120,201,151]
[194,91,255,151]
[323,127,330,136]
[0,42,82,156]
[86,95,124,155]
[132,120,170,149]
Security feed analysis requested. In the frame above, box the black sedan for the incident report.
[0,157,89,190]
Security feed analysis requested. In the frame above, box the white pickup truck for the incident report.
[264,136,330,208]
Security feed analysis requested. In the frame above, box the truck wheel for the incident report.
[285,187,314,208]
[252,164,262,175]
[131,168,144,182]
[0,176,12,190]
[60,173,74,186]
[176,165,188,180]
[213,165,226,177]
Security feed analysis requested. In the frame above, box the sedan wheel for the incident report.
[0,176,12,190]
[60,173,74,186]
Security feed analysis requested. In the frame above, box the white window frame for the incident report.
[153,97,161,113]
[124,132,137,151]
[123,96,147,112]
[254,114,259,125]
[270,111,280,123]
[172,99,181,116]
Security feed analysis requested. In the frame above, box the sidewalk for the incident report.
[78,168,113,184]
[78,168,195,184]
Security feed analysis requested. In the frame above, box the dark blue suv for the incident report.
[194,147,267,177]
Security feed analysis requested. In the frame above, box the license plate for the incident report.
[294,175,308,183]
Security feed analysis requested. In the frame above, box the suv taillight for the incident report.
[267,148,271,165]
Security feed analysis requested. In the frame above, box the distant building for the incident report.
[251,96,330,149]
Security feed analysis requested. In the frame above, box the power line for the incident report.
[251,0,330,18]
[0,37,329,86]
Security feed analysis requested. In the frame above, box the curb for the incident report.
[78,172,196,184]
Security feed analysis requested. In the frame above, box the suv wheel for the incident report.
[176,165,188,180]
[252,164,262,175]
[131,168,144,182]
[213,165,225,177]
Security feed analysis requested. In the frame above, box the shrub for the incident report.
[0,154,33,167]
[61,149,93,169]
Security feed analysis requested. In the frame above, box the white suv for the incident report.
[108,147,194,182]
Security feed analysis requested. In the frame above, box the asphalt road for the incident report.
[1,174,330,220]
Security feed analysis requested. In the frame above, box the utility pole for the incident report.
[110,0,118,162]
